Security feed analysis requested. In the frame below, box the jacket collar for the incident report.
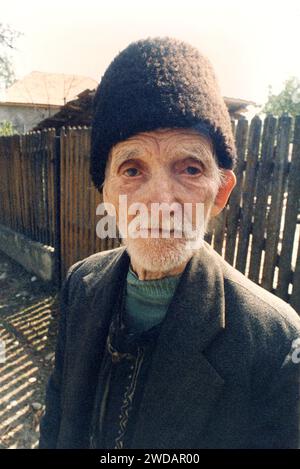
[83,241,226,448]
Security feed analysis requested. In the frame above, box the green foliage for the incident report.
[0,120,17,136]
[262,77,300,117]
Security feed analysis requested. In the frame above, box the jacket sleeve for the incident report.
[38,262,81,449]
[249,337,300,449]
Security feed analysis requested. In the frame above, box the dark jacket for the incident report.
[39,241,300,449]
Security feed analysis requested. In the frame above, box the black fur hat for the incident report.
[90,36,237,192]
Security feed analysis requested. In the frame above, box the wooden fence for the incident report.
[59,127,119,278]
[0,114,299,312]
[0,130,57,247]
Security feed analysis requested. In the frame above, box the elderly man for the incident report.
[39,37,300,449]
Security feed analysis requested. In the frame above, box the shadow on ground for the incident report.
[0,250,59,448]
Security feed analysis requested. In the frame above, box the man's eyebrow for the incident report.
[111,148,142,166]
[173,145,214,165]
[111,143,214,166]
[174,152,205,163]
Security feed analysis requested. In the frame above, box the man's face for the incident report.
[102,127,234,273]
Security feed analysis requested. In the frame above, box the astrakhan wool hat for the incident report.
[90,36,237,192]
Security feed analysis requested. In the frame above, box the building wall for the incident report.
[0,104,60,133]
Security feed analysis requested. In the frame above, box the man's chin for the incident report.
[121,236,196,274]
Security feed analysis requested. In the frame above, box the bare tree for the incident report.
[0,23,22,88]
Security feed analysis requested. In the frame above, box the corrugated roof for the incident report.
[3,71,98,106]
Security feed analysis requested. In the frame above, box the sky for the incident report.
[1,0,300,109]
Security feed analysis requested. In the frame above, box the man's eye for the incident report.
[124,167,140,177]
[184,166,202,175]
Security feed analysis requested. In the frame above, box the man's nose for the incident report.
[145,173,177,206]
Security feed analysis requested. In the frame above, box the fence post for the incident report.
[53,128,61,288]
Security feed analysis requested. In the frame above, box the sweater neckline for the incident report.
[127,264,183,302]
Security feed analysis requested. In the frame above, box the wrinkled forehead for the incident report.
[108,127,214,163]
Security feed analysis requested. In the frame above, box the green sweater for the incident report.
[124,264,183,334]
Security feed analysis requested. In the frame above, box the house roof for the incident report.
[3,71,98,107]
[224,96,258,119]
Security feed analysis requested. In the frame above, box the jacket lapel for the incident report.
[130,242,226,448]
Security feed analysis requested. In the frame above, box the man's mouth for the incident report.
[138,227,183,237]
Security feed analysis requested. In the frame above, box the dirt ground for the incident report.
[0,250,59,449]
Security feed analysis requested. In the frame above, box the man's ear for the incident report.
[210,170,237,218]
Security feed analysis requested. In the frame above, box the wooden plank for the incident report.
[14,135,21,233]
[0,138,8,226]
[77,128,84,258]
[90,143,97,255]
[65,127,71,273]
[68,128,75,273]
[72,127,79,267]
[82,128,91,257]
[262,114,292,291]
[9,136,15,229]
[22,134,29,237]
[225,118,248,266]
[32,132,38,241]
[46,129,55,247]
[60,127,67,280]
[277,115,300,300]
[213,207,227,255]
[40,130,47,244]
[10,136,18,232]
[248,114,277,283]
[290,229,300,313]
[19,134,26,236]
[79,128,85,259]
[37,131,45,244]
[47,129,56,247]
[236,115,262,274]
[27,133,34,238]
[38,131,43,243]
[73,128,80,264]
[85,128,92,257]
[42,131,49,245]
